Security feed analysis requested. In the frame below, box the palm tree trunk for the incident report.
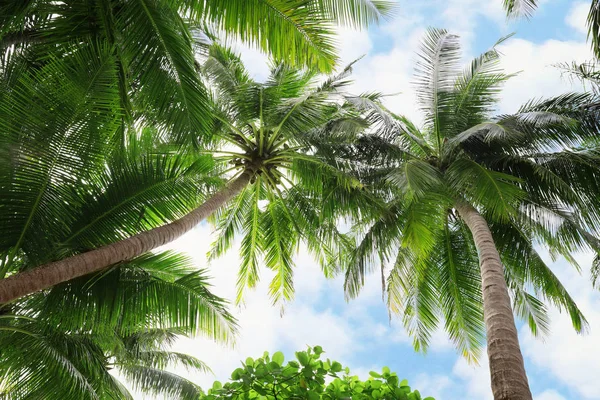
[0,172,252,304]
[455,201,532,400]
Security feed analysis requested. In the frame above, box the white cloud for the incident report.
[452,355,493,400]
[349,41,424,124]
[535,390,567,400]
[497,38,591,114]
[412,373,453,400]
[566,2,591,35]
[336,26,373,66]
[161,224,389,389]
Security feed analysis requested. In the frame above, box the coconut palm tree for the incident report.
[1,251,235,400]
[0,44,371,305]
[202,46,368,304]
[340,29,600,400]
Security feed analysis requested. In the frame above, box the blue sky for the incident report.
[159,2,600,400]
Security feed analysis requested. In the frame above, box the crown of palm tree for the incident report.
[337,28,600,360]
[201,44,376,305]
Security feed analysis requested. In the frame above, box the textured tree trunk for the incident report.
[455,202,532,400]
[0,173,252,304]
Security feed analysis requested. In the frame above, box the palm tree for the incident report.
[0,44,370,305]
[1,251,235,400]
[340,29,600,400]
[202,46,367,303]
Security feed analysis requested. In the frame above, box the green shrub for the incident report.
[201,346,434,400]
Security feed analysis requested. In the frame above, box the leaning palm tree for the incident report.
[1,251,235,400]
[0,0,393,302]
[340,29,600,400]
[0,44,369,304]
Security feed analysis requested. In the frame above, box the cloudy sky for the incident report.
[160,1,600,399]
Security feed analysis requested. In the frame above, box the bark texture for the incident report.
[456,202,532,400]
[0,173,252,304]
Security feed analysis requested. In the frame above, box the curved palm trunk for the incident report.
[0,173,252,304]
[455,202,532,400]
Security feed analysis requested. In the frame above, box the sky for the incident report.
[155,1,600,399]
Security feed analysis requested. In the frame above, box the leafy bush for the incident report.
[202,346,434,400]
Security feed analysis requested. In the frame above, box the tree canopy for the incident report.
[202,346,434,400]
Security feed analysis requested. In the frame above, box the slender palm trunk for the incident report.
[0,172,252,304]
[455,202,532,400]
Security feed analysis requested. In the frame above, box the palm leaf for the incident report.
[503,0,537,18]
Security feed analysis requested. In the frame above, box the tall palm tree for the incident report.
[0,44,370,305]
[1,251,235,400]
[340,29,600,400]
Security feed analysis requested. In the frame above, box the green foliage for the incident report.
[192,0,395,72]
[202,347,434,400]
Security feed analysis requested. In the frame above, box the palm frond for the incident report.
[437,220,484,361]
[30,251,238,340]
[190,0,394,71]
[588,0,600,59]
[503,0,537,18]
[119,365,203,400]
[413,27,461,148]
[447,158,526,222]
[512,288,551,337]
[261,196,297,305]
[0,42,121,274]
[120,0,212,145]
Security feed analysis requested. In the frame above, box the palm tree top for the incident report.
[201,44,373,305]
